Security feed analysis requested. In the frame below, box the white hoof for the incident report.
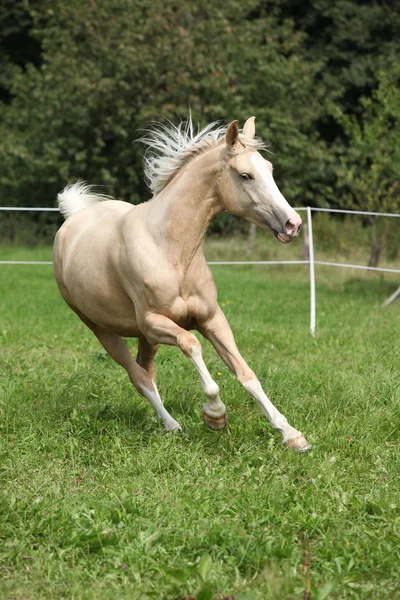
[163,419,182,433]
[283,434,312,453]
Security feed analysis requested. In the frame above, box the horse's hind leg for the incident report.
[136,337,165,406]
[79,317,181,432]
[136,337,159,381]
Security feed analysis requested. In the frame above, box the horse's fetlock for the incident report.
[204,381,220,398]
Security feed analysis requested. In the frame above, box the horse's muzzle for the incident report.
[273,217,302,243]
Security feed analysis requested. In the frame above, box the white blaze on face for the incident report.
[250,153,294,218]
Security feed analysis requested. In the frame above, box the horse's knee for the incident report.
[237,369,257,386]
[177,331,200,357]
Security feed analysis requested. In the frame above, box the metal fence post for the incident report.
[307,207,316,337]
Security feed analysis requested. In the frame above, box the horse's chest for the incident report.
[156,294,209,329]
[135,264,215,328]
[172,274,216,326]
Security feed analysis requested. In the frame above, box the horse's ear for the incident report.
[243,116,255,140]
[226,120,239,149]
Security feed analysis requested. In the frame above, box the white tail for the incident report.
[57,182,114,219]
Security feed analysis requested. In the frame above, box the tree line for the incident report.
[0,0,399,227]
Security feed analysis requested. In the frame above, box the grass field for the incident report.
[1,238,400,599]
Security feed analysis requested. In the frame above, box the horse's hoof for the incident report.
[164,419,182,433]
[283,435,312,453]
[203,410,228,431]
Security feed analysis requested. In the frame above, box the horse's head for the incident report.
[218,117,302,243]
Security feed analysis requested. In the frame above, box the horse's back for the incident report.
[56,199,132,239]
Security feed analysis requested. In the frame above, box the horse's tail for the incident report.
[57,182,113,220]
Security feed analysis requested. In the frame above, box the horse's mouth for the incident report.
[273,230,293,244]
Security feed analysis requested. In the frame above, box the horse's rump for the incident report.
[53,198,138,332]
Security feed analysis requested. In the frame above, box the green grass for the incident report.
[1,243,400,599]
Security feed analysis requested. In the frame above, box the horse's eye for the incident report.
[240,173,253,181]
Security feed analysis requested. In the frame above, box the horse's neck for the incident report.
[146,148,223,268]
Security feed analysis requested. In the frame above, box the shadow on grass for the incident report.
[342,277,398,297]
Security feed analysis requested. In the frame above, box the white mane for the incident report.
[138,117,266,195]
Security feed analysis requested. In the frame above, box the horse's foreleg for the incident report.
[143,314,227,429]
[81,319,181,432]
[199,307,312,451]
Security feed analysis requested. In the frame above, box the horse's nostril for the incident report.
[285,219,296,237]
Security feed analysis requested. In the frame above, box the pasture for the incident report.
[1,240,400,599]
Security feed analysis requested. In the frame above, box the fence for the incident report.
[1,205,400,335]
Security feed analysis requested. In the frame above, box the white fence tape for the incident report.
[0,207,59,211]
[314,261,400,275]
[1,205,399,335]
[0,261,53,265]
[207,260,308,265]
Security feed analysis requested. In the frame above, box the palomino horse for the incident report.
[53,117,311,452]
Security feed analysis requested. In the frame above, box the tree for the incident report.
[334,66,400,266]
[0,0,42,104]
[0,0,328,213]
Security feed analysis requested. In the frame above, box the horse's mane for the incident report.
[138,117,266,196]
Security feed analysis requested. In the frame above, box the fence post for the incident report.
[307,207,316,337]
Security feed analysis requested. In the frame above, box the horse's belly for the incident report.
[73,288,140,336]
[59,270,141,335]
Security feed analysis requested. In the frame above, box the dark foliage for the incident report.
[0,0,399,235]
